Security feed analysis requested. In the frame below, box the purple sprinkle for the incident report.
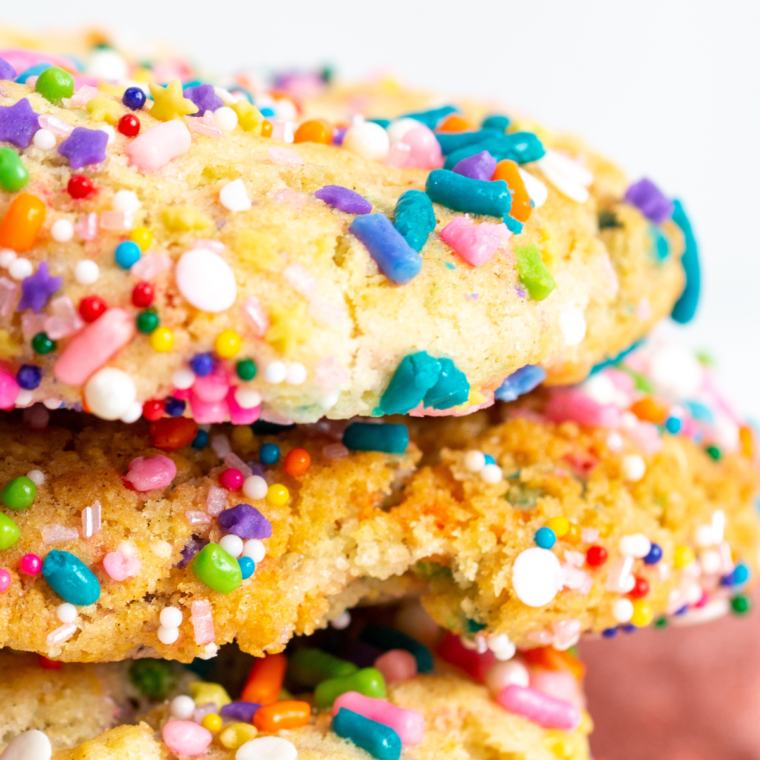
[332,127,347,146]
[246,461,267,478]
[452,150,497,182]
[57,126,108,169]
[315,185,372,215]
[17,262,63,314]
[624,178,674,224]
[184,84,222,117]
[0,57,17,81]
[221,701,262,722]
[218,503,273,539]
[177,536,209,568]
[515,287,526,298]
[0,99,40,149]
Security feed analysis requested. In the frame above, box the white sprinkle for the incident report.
[518,169,548,208]
[264,361,287,384]
[157,625,179,645]
[26,469,45,486]
[695,523,717,547]
[119,401,143,424]
[87,48,128,80]
[612,598,634,623]
[0,730,52,760]
[619,533,651,558]
[84,368,136,421]
[486,660,529,695]
[559,307,587,346]
[51,219,74,242]
[386,117,423,144]
[234,387,262,409]
[46,622,77,647]
[649,344,703,398]
[0,249,16,268]
[33,128,56,150]
[622,454,646,482]
[74,259,99,285]
[81,501,101,539]
[712,510,726,544]
[112,190,140,213]
[43,398,62,410]
[330,611,351,630]
[172,368,196,390]
[606,431,624,451]
[9,258,33,280]
[175,248,237,314]
[160,606,184,628]
[99,124,116,144]
[480,463,503,484]
[56,603,77,624]
[464,450,486,472]
[206,485,228,515]
[214,106,239,132]
[220,534,244,559]
[41,524,79,544]
[219,179,251,212]
[236,737,298,760]
[342,122,390,161]
[243,475,268,501]
[211,433,231,458]
[605,555,635,593]
[511,547,562,607]
[700,549,722,575]
[243,538,266,563]
[488,633,516,661]
[170,695,196,720]
[537,149,593,203]
[285,362,307,386]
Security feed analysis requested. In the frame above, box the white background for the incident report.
[3,0,759,418]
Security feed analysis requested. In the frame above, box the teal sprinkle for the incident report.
[343,422,409,455]
[393,189,437,252]
[670,199,700,324]
[423,358,469,410]
[333,708,402,760]
[481,114,511,132]
[426,169,512,218]
[504,215,524,234]
[42,550,101,606]
[650,225,670,261]
[367,118,391,129]
[377,351,441,415]
[401,105,458,129]
[443,132,545,168]
[444,262,455,270]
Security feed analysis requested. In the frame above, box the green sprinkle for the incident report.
[514,244,556,301]
[0,148,29,192]
[192,543,242,594]
[465,619,486,634]
[654,617,668,629]
[731,595,751,615]
[289,648,358,687]
[617,365,655,394]
[136,310,159,334]
[1,476,36,510]
[706,445,721,461]
[35,66,75,104]
[236,358,257,381]
[598,209,621,229]
[32,332,56,354]
[0,512,21,550]
[129,659,176,699]
[696,350,716,367]
[314,667,386,709]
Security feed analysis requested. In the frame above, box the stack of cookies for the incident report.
[0,34,757,760]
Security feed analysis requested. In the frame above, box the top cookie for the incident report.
[0,47,691,423]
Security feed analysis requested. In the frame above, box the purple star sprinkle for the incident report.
[0,57,17,81]
[315,184,372,214]
[57,127,108,169]
[184,84,222,116]
[0,99,40,149]
[17,262,63,314]
[624,178,674,224]
[452,150,497,182]
[218,503,272,539]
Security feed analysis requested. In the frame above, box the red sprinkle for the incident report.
[143,399,165,422]
[118,113,141,137]
[150,417,198,451]
[39,655,62,670]
[629,576,650,599]
[67,174,94,199]
[219,468,244,491]
[132,281,155,308]
[586,545,608,567]
[78,295,107,323]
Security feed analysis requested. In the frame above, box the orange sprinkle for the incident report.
[566,521,581,544]
[0,193,46,252]
[739,425,756,459]
[492,160,532,222]
[437,114,472,133]
[284,448,311,477]
[630,397,668,424]
[241,653,287,705]
[293,119,332,145]
[521,646,585,681]
[261,120,273,138]
[149,417,198,451]
[253,700,311,732]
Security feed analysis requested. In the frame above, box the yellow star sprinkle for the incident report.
[189,681,231,710]
[232,100,263,133]
[455,386,487,412]
[0,329,22,360]
[86,96,122,125]
[265,302,310,356]
[148,79,198,121]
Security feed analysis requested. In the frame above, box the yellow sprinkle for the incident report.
[189,681,231,709]
[231,425,254,448]
[150,326,174,352]
[215,330,242,359]
[265,302,310,356]
[545,516,569,538]
[673,545,695,568]
[266,483,289,506]
[200,713,222,732]
[455,386,487,412]
[86,96,122,125]
[96,81,126,98]
[543,730,575,759]
[630,600,654,627]
[232,100,264,133]
[162,207,212,232]
[0,329,22,360]
[131,69,154,83]
[218,723,258,750]
[149,79,199,121]
[129,226,153,252]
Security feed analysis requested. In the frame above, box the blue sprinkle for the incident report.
[343,422,409,455]
[481,114,511,132]
[122,87,147,111]
[426,169,511,218]
[649,225,670,261]
[643,542,663,565]
[15,63,51,84]
[377,351,441,415]
[392,190,436,252]
[423,357,469,410]
[333,708,402,760]
[665,416,682,434]
[259,442,281,465]
[350,213,423,284]
[727,562,750,587]
[259,107,275,118]
[534,527,556,549]
[670,199,701,324]
[684,400,714,424]
[164,397,186,417]
[238,556,255,580]
[16,364,41,390]
[400,105,458,129]
[621,624,636,634]
[114,241,141,269]
[589,341,643,375]
[42,550,101,606]
[190,353,215,377]
[483,454,495,466]
[602,627,618,638]
[495,365,546,402]
[191,430,209,449]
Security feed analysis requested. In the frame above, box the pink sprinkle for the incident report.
[402,125,443,169]
[45,296,83,340]
[440,217,511,267]
[271,188,308,207]
[46,622,77,647]
[627,421,663,454]
[283,263,318,296]
[0,277,19,317]
[0,370,19,410]
[19,553,42,574]
[309,299,347,326]
[190,394,228,424]
[206,486,227,516]
[219,468,244,491]
[38,113,74,136]
[99,210,134,232]
[550,618,582,650]
[124,455,177,491]
[191,600,215,645]
[103,550,141,581]
[374,649,417,684]
[385,141,411,168]
[497,685,580,731]
[82,501,102,539]
[268,120,294,142]
[0,569,10,593]
[188,110,223,138]
[242,296,269,337]
[314,355,349,389]
[529,669,584,710]
[268,146,303,165]
[185,511,212,525]
[226,386,261,425]
[323,443,349,460]
[21,312,46,339]
[75,212,98,241]
[332,692,424,745]
[41,524,79,545]
[193,367,229,403]
[225,452,253,477]
[580,527,599,543]
[54,308,135,386]
[127,120,193,172]
[131,252,173,281]
[544,390,622,428]
[162,721,212,757]
[68,85,99,107]
[604,556,634,593]
[193,703,218,722]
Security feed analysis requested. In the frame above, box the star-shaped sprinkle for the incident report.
[265,301,310,356]
[0,57,17,81]
[0,99,40,148]
[17,261,63,313]
[86,96,122,125]
[232,100,263,132]
[57,127,108,169]
[148,80,198,121]
[184,84,223,117]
